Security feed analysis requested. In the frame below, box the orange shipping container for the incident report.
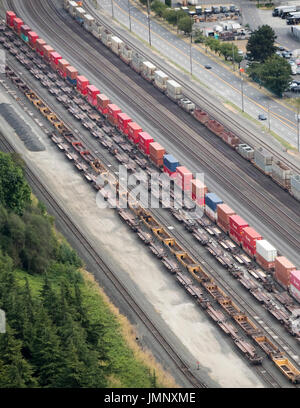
[274,257,296,288]
[217,204,235,233]
[149,142,165,159]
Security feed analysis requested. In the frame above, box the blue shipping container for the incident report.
[67,77,77,86]
[21,34,28,42]
[205,193,223,212]
[163,154,179,172]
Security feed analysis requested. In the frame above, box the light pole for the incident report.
[268,103,271,131]
[232,42,235,71]
[297,104,300,151]
[128,0,132,32]
[240,67,245,112]
[190,16,193,77]
[111,0,114,19]
[146,0,152,46]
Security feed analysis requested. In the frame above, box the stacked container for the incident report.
[138,132,154,155]
[229,214,249,245]
[13,17,24,35]
[238,144,255,160]
[176,166,193,191]
[290,270,300,303]
[57,59,70,78]
[111,36,123,56]
[86,85,100,106]
[83,14,95,32]
[128,122,142,144]
[75,7,86,24]
[166,80,183,101]
[205,193,223,221]
[142,61,156,82]
[191,179,208,207]
[28,31,39,49]
[272,161,292,189]
[92,22,102,39]
[20,25,31,42]
[96,94,110,115]
[107,104,122,126]
[131,52,145,73]
[6,11,16,27]
[242,227,262,257]
[69,0,79,16]
[163,154,179,177]
[101,29,112,47]
[154,71,169,92]
[43,45,54,62]
[120,44,133,64]
[77,75,90,95]
[274,257,296,289]
[36,39,46,56]
[193,109,209,125]
[149,142,165,168]
[50,52,62,71]
[291,174,300,201]
[256,240,277,270]
[216,204,235,233]
[117,113,132,135]
[66,66,78,86]
[254,147,273,175]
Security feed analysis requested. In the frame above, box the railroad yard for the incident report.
[0,0,299,389]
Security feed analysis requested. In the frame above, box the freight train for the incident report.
[3,8,300,305]
[61,0,300,202]
[3,20,300,384]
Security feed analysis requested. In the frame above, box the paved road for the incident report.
[97,0,300,150]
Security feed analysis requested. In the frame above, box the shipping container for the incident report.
[205,193,223,212]
[120,43,132,64]
[254,147,273,165]
[217,204,235,233]
[256,253,275,271]
[50,52,62,71]
[191,179,208,206]
[77,75,90,95]
[101,28,112,47]
[28,31,39,49]
[66,66,78,85]
[142,61,156,82]
[86,85,100,106]
[163,166,177,178]
[242,227,262,257]
[6,11,16,27]
[83,14,95,32]
[13,17,23,35]
[96,94,110,115]
[205,206,218,222]
[275,257,296,289]
[138,132,154,155]
[256,240,277,263]
[128,122,142,144]
[69,0,79,16]
[75,7,86,24]
[176,166,193,191]
[107,104,122,126]
[290,270,300,302]
[36,39,46,56]
[131,51,145,73]
[20,25,31,42]
[149,142,165,167]
[291,174,300,201]
[43,45,54,62]
[154,70,169,91]
[111,36,123,55]
[229,214,249,244]
[57,59,70,78]
[117,113,132,135]
[163,154,180,173]
[166,79,183,100]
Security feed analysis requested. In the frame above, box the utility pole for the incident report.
[190,16,193,77]
[146,0,152,46]
[128,0,132,32]
[268,103,271,131]
[240,67,245,112]
[111,0,114,19]
[297,104,300,152]
[232,42,235,71]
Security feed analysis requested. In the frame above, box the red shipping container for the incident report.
[36,39,46,55]
[107,104,122,126]
[66,66,78,80]
[50,51,62,66]
[86,85,100,106]
[57,59,70,77]
[42,45,54,62]
[77,75,90,95]
[117,113,132,135]
[274,257,296,288]
[138,132,154,155]
[191,179,208,206]
[128,122,142,144]
[21,25,31,36]
[96,94,110,115]
[13,17,23,34]
[6,11,16,27]
[28,31,39,48]
[290,271,300,302]
[242,227,262,257]
[256,253,275,271]
[176,166,193,191]
[163,166,177,178]
[229,214,248,244]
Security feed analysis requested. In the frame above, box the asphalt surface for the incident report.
[97,0,300,149]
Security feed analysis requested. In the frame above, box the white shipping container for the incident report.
[111,36,123,54]
[120,44,132,63]
[291,174,300,191]
[256,240,277,262]
[69,1,79,16]
[101,29,112,47]
[143,61,156,75]
[205,206,218,221]
[154,70,168,84]
[272,161,292,180]
[92,23,102,39]
[167,79,182,95]
[76,7,86,19]
[84,14,95,31]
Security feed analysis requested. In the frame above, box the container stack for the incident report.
[193,109,209,125]
[83,14,95,32]
[290,270,300,303]
[142,61,156,82]
[96,94,110,115]
[291,174,300,200]
[92,22,102,39]
[242,227,262,257]
[176,166,193,191]
[107,104,122,126]
[128,122,142,144]
[101,29,112,47]
[36,39,46,56]
[191,179,208,206]
[58,59,70,78]
[254,147,273,175]
[43,46,54,63]
[28,31,39,49]
[205,193,223,221]
[50,52,62,71]
[86,85,100,106]
[111,36,123,56]
[66,66,78,86]
[237,144,255,160]
[229,214,249,245]
[154,71,169,92]
[6,11,16,27]
[274,257,296,289]
[69,1,79,16]
[163,154,180,177]
[166,80,183,101]
[75,7,86,24]
[120,44,132,64]
[131,52,144,73]
[255,240,277,270]
[117,113,132,135]
[216,204,235,232]
[20,25,31,42]
[77,75,90,95]
[271,161,292,189]
[13,18,24,35]
[138,132,154,155]
[149,142,165,167]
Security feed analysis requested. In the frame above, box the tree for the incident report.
[178,16,192,34]
[0,152,31,215]
[151,0,167,17]
[259,55,292,97]
[246,25,276,62]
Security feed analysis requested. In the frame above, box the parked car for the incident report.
[205,64,212,69]
[258,114,267,120]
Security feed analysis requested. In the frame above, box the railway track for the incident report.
[7,0,300,263]
[0,131,208,389]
